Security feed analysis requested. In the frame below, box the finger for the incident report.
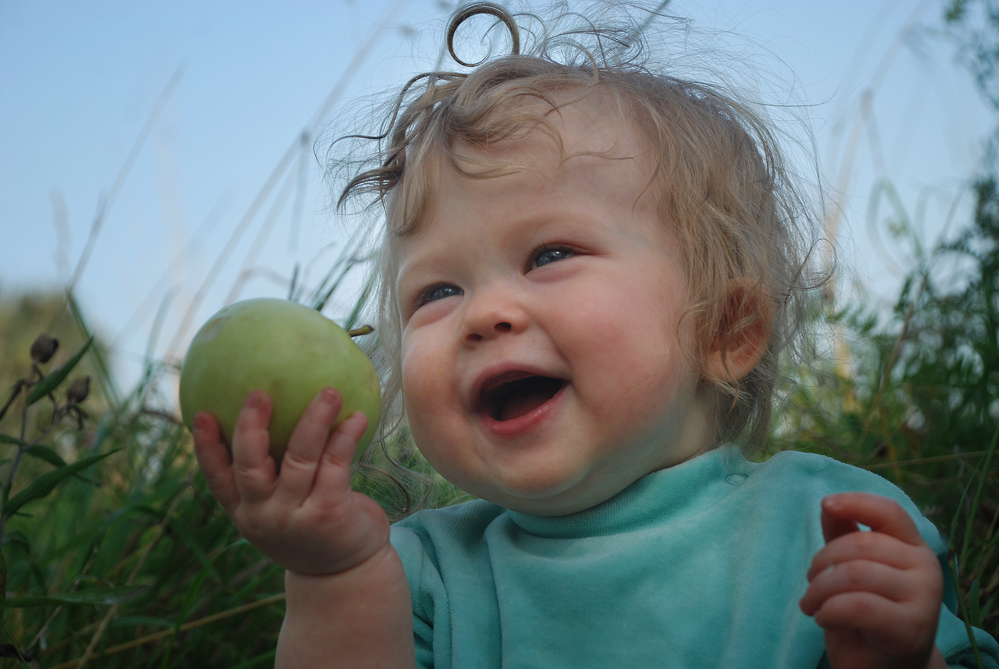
[821,493,926,547]
[811,590,899,636]
[192,412,240,512]
[807,530,927,580]
[809,590,939,657]
[273,388,344,505]
[323,412,368,468]
[310,412,369,508]
[231,390,278,503]
[800,558,910,615]
[821,501,860,544]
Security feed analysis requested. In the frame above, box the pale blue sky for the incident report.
[0,0,993,395]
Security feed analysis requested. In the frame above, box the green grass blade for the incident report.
[982,591,997,624]
[961,422,999,568]
[25,336,93,406]
[969,578,982,625]
[231,650,277,668]
[947,555,986,669]
[3,531,28,553]
[0,546,6,619]
[2,449,118,521]
[6,585,147,607]
[0,616,29,668]
[23,445,67,468]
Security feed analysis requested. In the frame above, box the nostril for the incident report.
[496,322,512,332]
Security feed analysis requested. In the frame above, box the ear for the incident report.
[703,279,773,383]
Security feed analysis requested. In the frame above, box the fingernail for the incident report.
[320,387,339,405]
[193,413,208,431]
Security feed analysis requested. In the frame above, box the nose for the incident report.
[461,285,528,345]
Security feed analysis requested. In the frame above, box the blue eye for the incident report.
[533,245,574,268]
[416,283,462,307]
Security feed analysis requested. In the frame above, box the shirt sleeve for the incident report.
[390,522,450,669]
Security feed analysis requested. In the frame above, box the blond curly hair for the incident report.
[333,1,822,455]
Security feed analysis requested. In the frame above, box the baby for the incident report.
[192,3,999,667]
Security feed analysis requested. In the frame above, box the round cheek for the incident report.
[400,341,435,424]
[565,282,697,426]
[399,336,460,464]
[398,336,502,499]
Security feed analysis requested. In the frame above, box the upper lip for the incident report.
[469,362,564,413]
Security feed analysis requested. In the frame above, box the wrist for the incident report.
[284,543,407,608]
[278,544,414,668]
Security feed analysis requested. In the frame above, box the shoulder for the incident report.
[750,449,909,498]
[389,498,508,629]
[390,498,505,560]
[742,448,946,552]
[392,497,505,533]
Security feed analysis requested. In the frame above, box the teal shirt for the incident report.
[390,446,999,668]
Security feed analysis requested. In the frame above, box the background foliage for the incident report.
[1,2,997,666]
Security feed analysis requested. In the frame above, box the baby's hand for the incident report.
[192,388,390,576]
[799,492,946,669]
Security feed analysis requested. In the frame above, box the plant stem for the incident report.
[0,616,31,667]
[45,594,286,669]
[948,554,985,669]
[0,381,66,547]
[961,423,999,568]
[72,480,190,669]
[348,324,374,337]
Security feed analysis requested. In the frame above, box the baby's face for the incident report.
[394,97,715,516]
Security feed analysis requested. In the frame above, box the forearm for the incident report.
[276,544,416,669]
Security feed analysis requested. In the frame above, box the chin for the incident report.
[490,476,608,516]
[503,494,604,517]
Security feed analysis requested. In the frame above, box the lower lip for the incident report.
[478,383,566,437]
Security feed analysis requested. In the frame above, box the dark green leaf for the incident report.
[24,445,99,485]
[6,584,147,607]
[26,336,93,406]
[2,531,29,553]
[231,650,277,668]
[0,435,29,448]
[982,591,997,623]
[24,445,67,468]
[969,577,981,625]
[2,449,118,521]
[167,520,221,581]
[110,615,173,629]
[0,547,6,619]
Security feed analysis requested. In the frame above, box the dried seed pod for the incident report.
[66,376,91,404]
[30,334,59,363]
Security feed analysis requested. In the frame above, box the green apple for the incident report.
[179,298,380,464]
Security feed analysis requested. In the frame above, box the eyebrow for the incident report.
[393,240,441,298]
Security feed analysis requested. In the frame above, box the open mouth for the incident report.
[480,374,565,422]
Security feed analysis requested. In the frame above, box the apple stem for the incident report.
[347,325,375,338]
